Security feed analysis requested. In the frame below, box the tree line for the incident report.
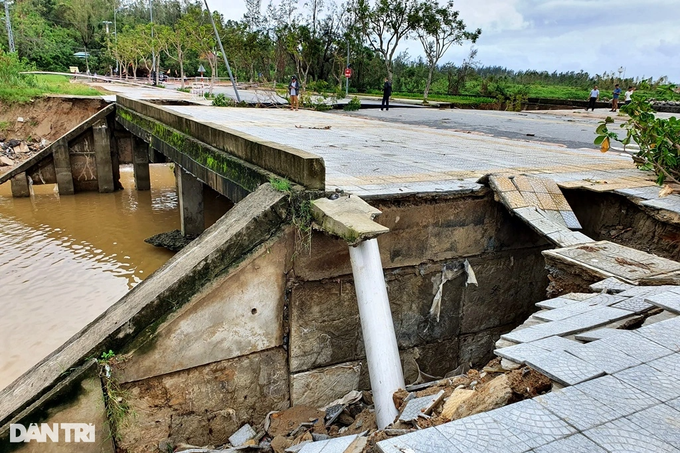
[1,0,674,101]
[0,0,481,99]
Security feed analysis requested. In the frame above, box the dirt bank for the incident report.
[0,96,109,143]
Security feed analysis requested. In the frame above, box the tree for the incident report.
[354,0,420,82]
[416,0,480,101]
[157,23,190,88]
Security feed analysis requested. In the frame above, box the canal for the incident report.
[0,164,228,390]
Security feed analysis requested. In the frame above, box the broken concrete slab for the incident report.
[574,328,626,342]
[544,241,680,285]
[645,291,680,314]
[398,390,445,423]
[589,277,635,294]
[311,195,389,245]
[229,424,257,447]
[290,362,362,408]
[298,434,358,453]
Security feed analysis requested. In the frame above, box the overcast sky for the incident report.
[209,0,679,82]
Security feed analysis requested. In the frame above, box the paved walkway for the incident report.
[161,105,648,196]
[378,279,680,453]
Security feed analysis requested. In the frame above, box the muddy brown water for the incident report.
[0,164,229,391]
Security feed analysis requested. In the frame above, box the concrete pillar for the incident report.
[348,239,405,428]
[10,172,30,197]
[176,165,204,237]
[132,137,151,191]
[52,138,75,195]
[92,119,115,193]
[310,195,403,429]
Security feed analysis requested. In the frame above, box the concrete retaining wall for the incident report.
[1,188,551,453]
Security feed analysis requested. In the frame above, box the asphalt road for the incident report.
[333,107,622,151]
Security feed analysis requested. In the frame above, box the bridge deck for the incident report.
[162,105,644,197]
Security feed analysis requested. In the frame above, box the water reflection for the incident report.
[0,164,179,390]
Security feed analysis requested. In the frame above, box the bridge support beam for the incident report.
[93,119,115,193]
[53,139,75,195]
[132,137,151,191]
[176,165,204,237]
[10,172,30,197]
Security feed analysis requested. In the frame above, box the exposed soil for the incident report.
[0,96,108,143]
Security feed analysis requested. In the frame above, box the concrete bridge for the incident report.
[2,95,680,452]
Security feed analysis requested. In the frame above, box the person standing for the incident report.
[288,76,300,111]
[586,85,599,111]
[381,77,392,111]
[624,86,634,105]
[610,84,622,112]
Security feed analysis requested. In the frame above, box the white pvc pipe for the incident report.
[348,238,405,429]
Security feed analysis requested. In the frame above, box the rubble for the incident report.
[0,137,49,169]
[181,357,553,453]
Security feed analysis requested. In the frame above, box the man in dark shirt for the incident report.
[610,84,622,112]
[381,78,392,111]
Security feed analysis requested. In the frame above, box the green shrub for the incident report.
[595,98,680,186]
[343,96,361,111]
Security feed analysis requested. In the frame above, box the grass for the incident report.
[0,74,104,103]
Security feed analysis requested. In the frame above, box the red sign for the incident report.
[344,68,352,78]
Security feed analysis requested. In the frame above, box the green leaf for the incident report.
[594,135,606,145]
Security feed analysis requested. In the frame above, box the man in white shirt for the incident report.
[586,85,599,111]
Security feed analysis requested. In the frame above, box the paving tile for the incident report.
[560,210,582,230]
[626,403,680,446]
[562,293,598,301]
[299,434,358,453]
[582,418,680,452]
[575,328,626,342]
[512,175,535,192]
[600,330,674,362]
[536,297,576,309]
[542,178,563,195]
[489,174,517,192]
[533,433,607,453]
[495,342,549,364]
[547,241,680,282]
[533,301,607,322]
[667,397,680,412]
[618,285,677,298]
[525,350,605,386]
[589,277,635,294]
[513,206,544,222]
[635,316,680,352]
[529,336,581,352]
[574,375,662,416]
[579,293,628,306]
[646,291,680,314]
[641,197,680,214]
[614,186,665,199]
[520,190,541,208]
[489,399,577,449]
[646,353,680,378]
[434,412,532,453]
[535,386,622,431]
[536,192,558,210]
[566,340,642,374]
[399,390,445,422]
[611,296,655,314]
[499,190,530,209]
[377,426,462,453]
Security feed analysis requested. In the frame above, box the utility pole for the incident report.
[3,1,15,53]
[345,40,350,97]
[203,0,241,102]
[150,0,158,86]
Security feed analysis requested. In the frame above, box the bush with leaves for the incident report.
[595,98,679,186]
[343,96,362,111]
[212,93,235,107]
